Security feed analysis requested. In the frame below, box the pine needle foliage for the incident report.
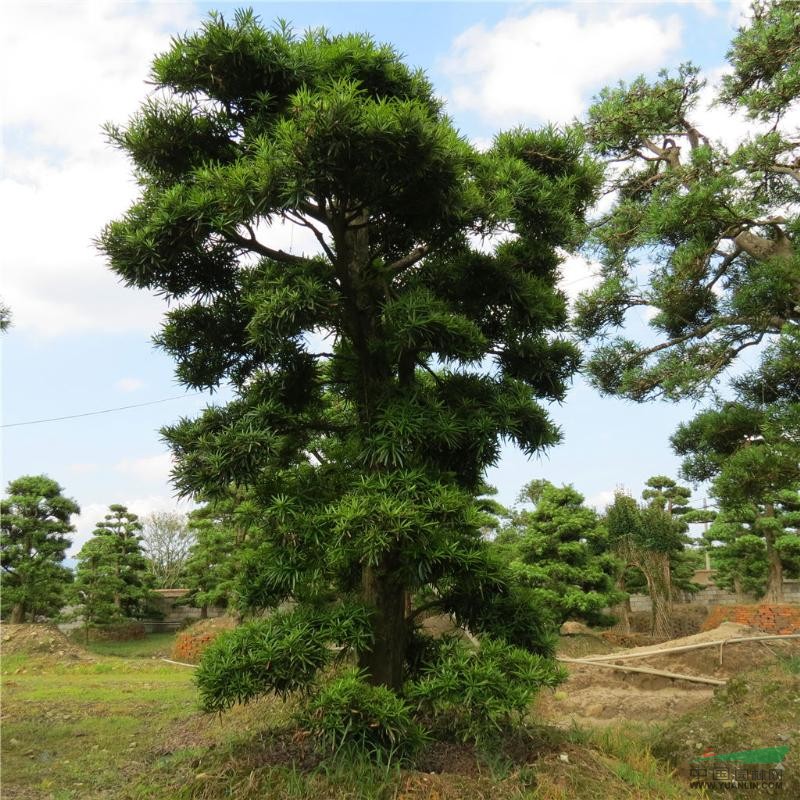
[576,1,799,401]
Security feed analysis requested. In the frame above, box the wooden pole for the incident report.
[556,656,726,686]
[577,633,800,663]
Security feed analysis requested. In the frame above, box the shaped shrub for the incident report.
[406,636,566,744]
[301,668,428,760]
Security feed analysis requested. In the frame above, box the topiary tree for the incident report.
[72,505,153,623]
[0,475,78,623]
[575,0,799,402]
[672,320,800,601]
[98,7,600,718]
[494,480,624,626]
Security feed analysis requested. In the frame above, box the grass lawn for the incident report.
[81,632,178,659]
[3,631,765,800]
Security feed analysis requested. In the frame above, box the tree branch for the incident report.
[226,229,310,267]
[386,245,430,276]
[767,165,800,184]
[285,210,336,263]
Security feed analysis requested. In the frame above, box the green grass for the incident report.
[1,642,709,800]
[82,631,177,659]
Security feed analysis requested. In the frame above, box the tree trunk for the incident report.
[358,560,406,691]
[611,599,631,633]
[763,504,784,602]
[611,574,631,633]
[646,553,673,639]
[733,575,745,603]
[200,605,208,619]
[10,601,26,624]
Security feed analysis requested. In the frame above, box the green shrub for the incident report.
[301,668,428,761]
[195,604,372,712]
[406,636,566,745]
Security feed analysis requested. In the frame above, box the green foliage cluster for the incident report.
[672,328,800,600]
[406,636,565,745]
[301,668,428,761]
[179,495,246,613]
[196,604,373,710]
[577,0,799,402]
[0,475,78,623]
[72,505,153,625]
[494,481,624,626]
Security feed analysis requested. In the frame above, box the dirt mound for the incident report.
[181,615,238,636]
[600,630,665,648]
[1,623,85,660]
[172,615,238,663]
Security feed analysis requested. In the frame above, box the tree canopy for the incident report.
[672,329,800,601]
[575,0,799,401]
[494,480,623,626]
[141,511,193,589]
[100,9,599,714]
[0,475,78,623]
[72,505,152,624]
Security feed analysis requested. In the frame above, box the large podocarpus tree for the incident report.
[100,11,599,703]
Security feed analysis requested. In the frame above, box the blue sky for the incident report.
[1,0,754,553]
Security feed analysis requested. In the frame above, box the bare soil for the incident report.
[0,623,86,660]
[540,622,800,727]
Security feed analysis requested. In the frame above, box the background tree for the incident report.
[0,300,11,332]
[1,476,78,623]
[494,481,624,626]
[72,505,152,621]
[181,499,244,617]
[141,511,193,588]
[604,491,687,637]
[641,475,704,598]
[99,9,600,711]
[575,0,798,401]
[672,329,800,601]
[704,509,770,599]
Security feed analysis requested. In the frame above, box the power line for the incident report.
[1,393,205,429]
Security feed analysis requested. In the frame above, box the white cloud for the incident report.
[0,2,200,338]
[69,494,194,556]
[114,377,145,393]
[114,452,174,484]
[558,251,602,304]
[586,489,616,511]
[0,3,334,338]
[442,7,682,124]
[70,502,110,555]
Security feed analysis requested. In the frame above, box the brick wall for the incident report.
[701,604,800,634]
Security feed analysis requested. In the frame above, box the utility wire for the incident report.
[1,393,204,428]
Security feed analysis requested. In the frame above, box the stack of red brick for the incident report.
[701,604,800,635]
